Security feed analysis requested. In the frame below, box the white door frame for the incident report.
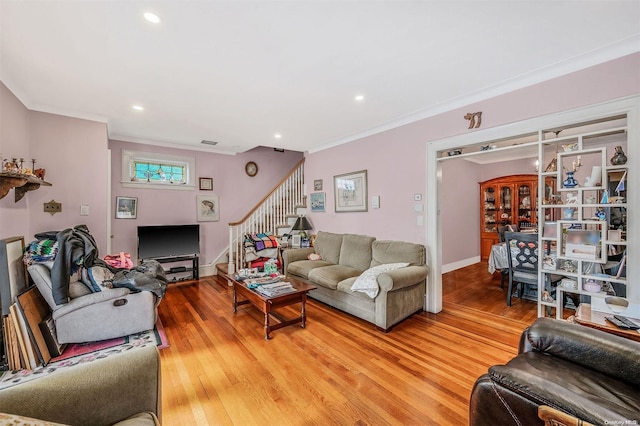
[425,95,640,313]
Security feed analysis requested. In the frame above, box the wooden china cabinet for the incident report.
[479,174,555,260]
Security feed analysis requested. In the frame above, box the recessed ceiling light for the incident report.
[355,95,365,101]
[143,12,162,24]
[274,133,282,139]
[132,105,144,111]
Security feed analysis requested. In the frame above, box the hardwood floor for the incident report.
[158,262,535,425]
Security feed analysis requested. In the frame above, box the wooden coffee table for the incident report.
[231,275,316,340]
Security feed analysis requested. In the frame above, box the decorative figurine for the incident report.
[563,170,579,188]
[610,146,627,165]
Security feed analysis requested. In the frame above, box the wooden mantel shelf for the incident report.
[0,172,52,202]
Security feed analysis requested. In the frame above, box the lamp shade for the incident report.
[292,216,312,231]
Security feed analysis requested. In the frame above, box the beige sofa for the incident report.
[283,231,428,331]
[0,345,161,425]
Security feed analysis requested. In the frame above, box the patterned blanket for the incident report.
[245,233,279,251]
[23,239,59,265]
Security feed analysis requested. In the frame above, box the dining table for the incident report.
[487,242,511,274]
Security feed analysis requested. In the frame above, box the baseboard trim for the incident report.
[442,256,480,273]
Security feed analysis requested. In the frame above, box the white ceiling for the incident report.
[1,1,639,155]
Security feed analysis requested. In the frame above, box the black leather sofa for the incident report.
[469,317,640,425]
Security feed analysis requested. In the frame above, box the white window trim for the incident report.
[121,149,196,190]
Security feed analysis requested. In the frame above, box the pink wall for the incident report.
[0,83,31,240]
[304,52,640,266]
[1,84,109,250]
[109,140,303,264]
[27,112,109,251]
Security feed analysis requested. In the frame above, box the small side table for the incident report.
[573,303,640,342]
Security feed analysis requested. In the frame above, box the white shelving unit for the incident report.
[538,120,628,319]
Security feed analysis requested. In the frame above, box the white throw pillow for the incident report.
[350,262,409,298]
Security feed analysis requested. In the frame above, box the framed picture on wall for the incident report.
[115,197,137,219]
[334,170,367,212]
[197,195,220,222]
[310,192,325,212]
[314,179,323,191]
[199,177,213,190]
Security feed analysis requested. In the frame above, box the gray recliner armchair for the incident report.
[28,263,159,344]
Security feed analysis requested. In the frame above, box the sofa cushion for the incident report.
[313,231,344,265]
[371,240,425,267]
[338,234,376,271]
[308,265,362,290]
[287,260,333,279]
[337,277,375,300]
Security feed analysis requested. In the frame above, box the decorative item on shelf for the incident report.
[610,146,627,165]
[614,170,627,197]
[560,278,578,290]
[562,207,577,220]
[594,208,606,220]
[565,192,579,205]
[560,154,582,188]
[447,149,462,156]
[601,189,609,204]
[562,143,578,152]
[563,170,579,188]
[583,280,601,293]
[583,166,602,187]
[464,111,482,129]
[542,291,554,303]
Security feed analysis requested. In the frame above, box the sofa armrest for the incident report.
[377,265,428,292]
[282,248,315,273]
[519,317,640,386]
[52,287,132,319]
[0,345,161,426]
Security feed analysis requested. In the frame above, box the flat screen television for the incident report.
[137,224,200,260]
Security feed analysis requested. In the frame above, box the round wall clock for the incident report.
[245,161,258,177]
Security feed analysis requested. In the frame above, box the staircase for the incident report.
[217,158,306,276]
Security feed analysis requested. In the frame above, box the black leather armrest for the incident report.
[519,317,640,386]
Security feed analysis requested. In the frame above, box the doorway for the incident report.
[424,97,639,314]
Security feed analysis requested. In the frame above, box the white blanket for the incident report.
[350,263,409,298]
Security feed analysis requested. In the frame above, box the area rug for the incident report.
[0,318,168,390]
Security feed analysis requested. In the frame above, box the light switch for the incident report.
[80,205,89,216]
[372,195,380,209]
[417,215,423,226]
[414,203,423,212]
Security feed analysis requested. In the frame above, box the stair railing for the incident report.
[227,158,305,274]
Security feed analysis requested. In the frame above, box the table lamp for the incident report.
[291,216,313,247]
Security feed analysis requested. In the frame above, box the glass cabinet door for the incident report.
[517,183,533,227]
[483,186,497,232]
[499,185,512,225]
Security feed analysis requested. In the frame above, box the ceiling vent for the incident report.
[201,140,219,146]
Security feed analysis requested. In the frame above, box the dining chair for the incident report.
[503,231,562,307]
